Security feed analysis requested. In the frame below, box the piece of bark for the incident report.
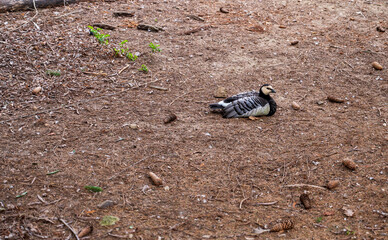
[92,23,116,30]
[220,7,229,13]
[187,15,205,22]
[327,96,344,103]
[137,24,164,32]
[113,11,134,17]
[0,0,89,13]
[183,26,210,35]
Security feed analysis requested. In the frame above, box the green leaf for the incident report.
[47,170,60,175]
[84,185,103,192]
[16,191,28,198]
[100,216,120,226]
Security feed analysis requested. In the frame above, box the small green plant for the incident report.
[126,52,138,61]
[138,64,148,73]
[88,26,110,45]
[46,69,61,76]
[149,42,161,53]
[113,40,129,57]
[84,185,103,192]
[315,216,323,223]
[345,227,355,235]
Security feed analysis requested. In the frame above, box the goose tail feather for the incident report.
[209,103,224,110]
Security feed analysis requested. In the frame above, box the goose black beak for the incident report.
[271,89,276,93]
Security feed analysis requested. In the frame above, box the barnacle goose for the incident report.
[209,84,277,118]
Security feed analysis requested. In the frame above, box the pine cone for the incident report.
[342,158,357,170]
[300,193,312,209]
[270,219,294,232]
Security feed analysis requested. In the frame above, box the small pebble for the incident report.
[164,113,177,124]
[129,123,138,129]
[148,172,163,186]
[290,40,299,45]
[32,87,42,94]
[291,101,301,110]
[98,200,116,209]
[372,61,383,70]
[327,180,340,189]
[213,87,228,98]
[316,101,324,105]
[342,158,357,170]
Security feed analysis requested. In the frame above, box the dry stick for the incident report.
[54,10,83,19]
[58,218,80,240]
[239,197,249,209]
[169,88,204,106]
[0,78,162,124]
[118,64,131,75]
[108,154,157,180]
[107,232,127,238]
[343,61,354,69]
[256,201,278,206]
[37,195,48,204]
[149,85,168,91]
[12,0,39,31]
[284,184,327,190]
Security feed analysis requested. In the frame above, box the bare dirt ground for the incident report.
[0,0,387,239]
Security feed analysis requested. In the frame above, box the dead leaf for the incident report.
[342,207,355,217]
[323,211,335,216]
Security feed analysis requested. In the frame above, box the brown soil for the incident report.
[1,0,387,239]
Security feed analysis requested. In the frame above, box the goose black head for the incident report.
[260,84,276,95]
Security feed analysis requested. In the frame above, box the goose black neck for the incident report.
[267,98,277,116]
[259,91,271,99]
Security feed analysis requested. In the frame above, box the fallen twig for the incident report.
[83,71,107,76]
[256,201,278,206]
[10,0,39,31]
[343,61,354,69]
[169,88,204,106]
[284,184,327,190]
[54,10,83,19]
[107,232,128,238]
[149,85,168,91]
[239,197,249,209]
[118,64,131,75]
[37,195,48,204]
[0,77,161,124]
[108,154,157,180]
[183,26,211,35]
[373,209,388,217]
[59,218,80,240]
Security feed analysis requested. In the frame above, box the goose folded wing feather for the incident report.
[223,95,270,118]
